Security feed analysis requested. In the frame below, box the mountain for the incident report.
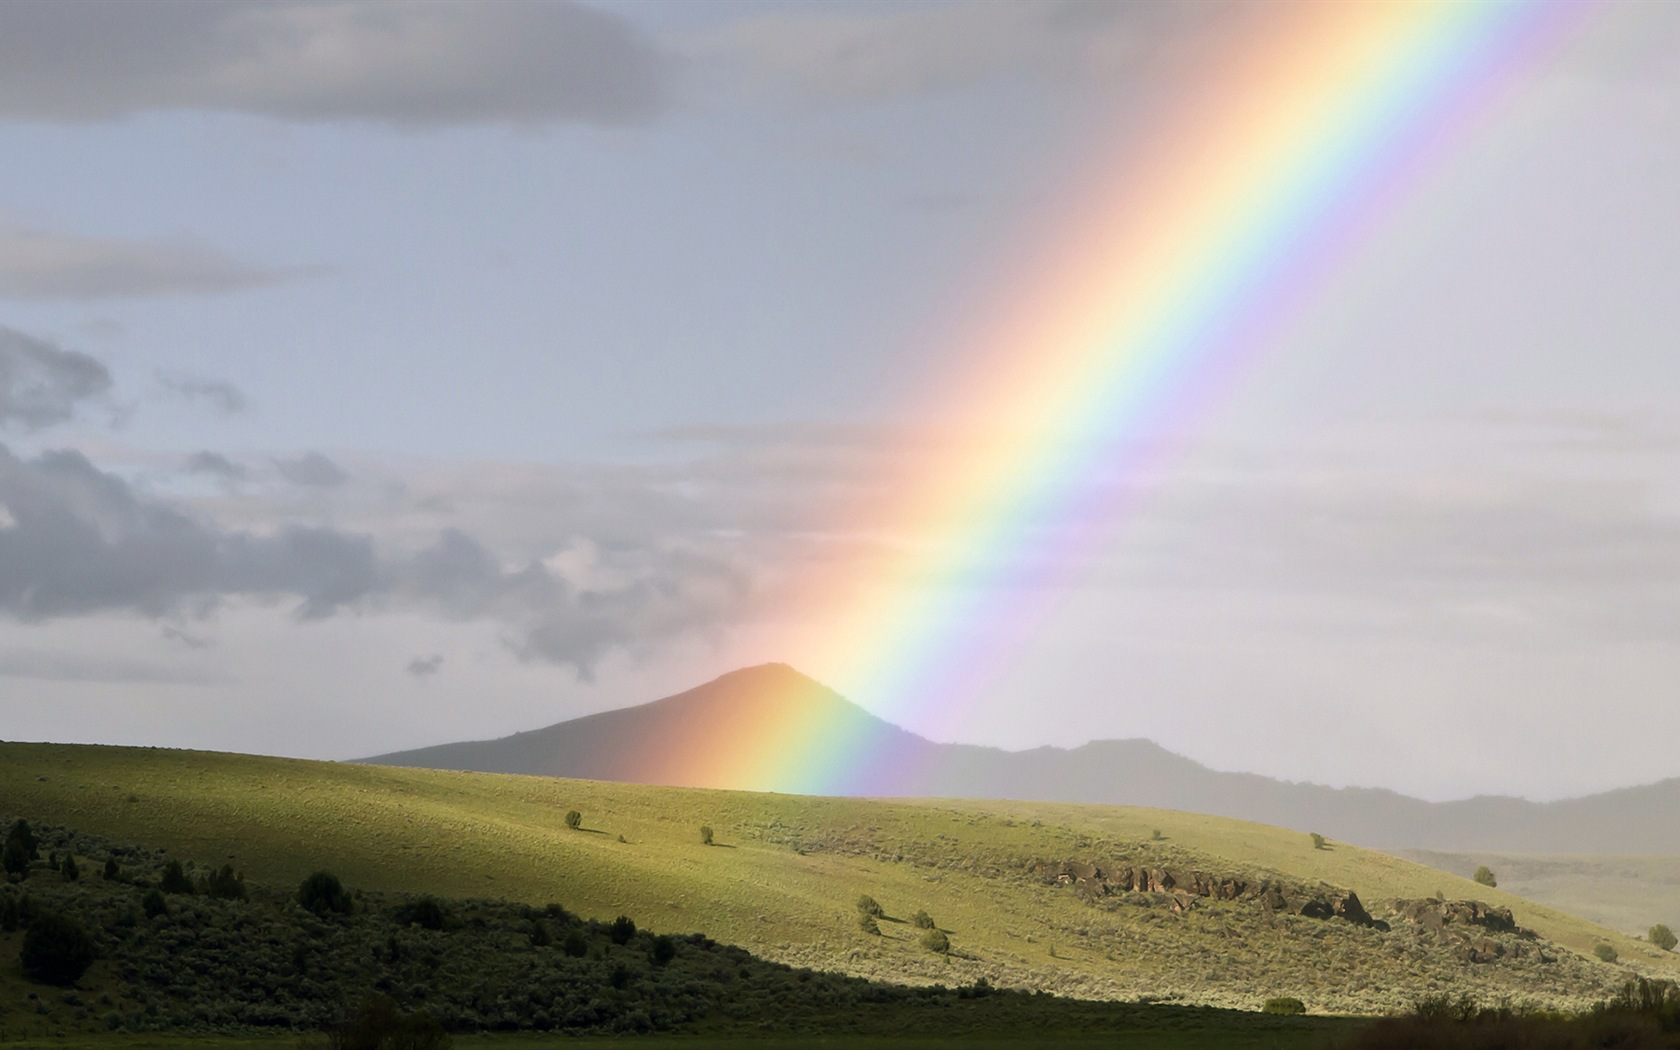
[363,663,1680,854]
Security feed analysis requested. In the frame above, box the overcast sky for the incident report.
[1,0,1677,802]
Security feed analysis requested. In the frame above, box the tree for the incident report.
[920,928,949,954]
[649,934,676,966]
[1472,866,1497,888]
[102,857,121,881]
[1594,943,1619,963]
[1650,924,1677,952]
[59,854,78,882]
[1309,832,1327,850]
[564,810,582,830]
[855,895,883,919]
[5,820,38,861]
[3,837,30,879]
[912,910,935,930]
[141,889,168,919]
[699,825,713,846]
[299,871,352,916]
[159,859,194,894]
[203,864,246,900]
[609,915,636,945]
[20,911,96,986]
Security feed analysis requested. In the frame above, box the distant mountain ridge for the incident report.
[363,663,1680,854]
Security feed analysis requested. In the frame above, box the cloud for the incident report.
[185,450,247,482]
[0,221,304,300]
[0,442,757,677]
[0,644,221,684]
[276,452,349,488]
[687,0,1208,104]
[157,373,248,415]
[406,653,443,677]
[0,0,673,127]
[0,326,112,430]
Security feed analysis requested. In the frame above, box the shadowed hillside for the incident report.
[365,664,1680,855]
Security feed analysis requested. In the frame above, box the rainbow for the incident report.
[675,1,1596,795]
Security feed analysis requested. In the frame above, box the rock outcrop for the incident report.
[1031,858,1386,928]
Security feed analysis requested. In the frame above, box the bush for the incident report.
[1473,866,1497,888]
[1309,833,1326,850]
[912,910,935,929]
[609,915,636,945]
[562,929,589,957]
[102,857,121,881]
[2,836,30,879]
[859,914,880,935]
[60,853,79,882]
[0,892,19,931]
[699,825,713,846]
[324,995,450,1050]
[856,895,883,918]
[20,910,96,986]
[299,871,352,916]
[920,929,949,954]
[1263,996,1306,1015]
[564,810,582,830]
[202,864,246,900]
[650,934,676,966]
[1594,943,1619,963]
[394,895,446,931]
[141,888,168,918]
[1650,924,1677,952]
[159,859,194,894]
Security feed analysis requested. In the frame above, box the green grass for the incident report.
[1,741,1670,1016]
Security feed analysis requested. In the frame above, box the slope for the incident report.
[365,663,1680,855]
[2,741,1673,1016]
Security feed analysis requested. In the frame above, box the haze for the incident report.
[1,0,1677,802]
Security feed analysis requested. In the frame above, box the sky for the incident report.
[1,0,1677,802]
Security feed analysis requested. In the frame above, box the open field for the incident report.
[2,741,1672,1017]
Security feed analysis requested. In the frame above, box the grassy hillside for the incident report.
[1,742,1672,1015]
[1395,851,1680,939]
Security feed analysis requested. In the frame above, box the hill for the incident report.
[365,664,1680,855]
[2,740,1674,1017]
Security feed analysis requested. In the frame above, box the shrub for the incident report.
[609,915,636,945]
[1262,997,1306,1015]
[141,888,168,918]
[299,871,352,916]
[20,910,96,986]
[1594,943,1619,963]
[562,929,589,957]
[0,892,19,931]
[1309,832,1326,850]
[395,895,446,931]
[159,859,194,894]
[699,825,713,846]
[859,914,880,935]
[1150,829,1165,841]
[202,864,246,900]
[324,995,450,1050]
[2,836,29,879]
[1473,866,1497,888]
[4,819,37,860]
[1650,924,1677,952]
[564,810,582,830]
[102,857,121,881]
[60,853,79,882]
[650,934,676,966]
[912,910,935,929]
[856,895,883,918]
[920,929,949,954]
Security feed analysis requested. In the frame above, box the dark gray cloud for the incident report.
[406,654,443,677]
[0,326,112,430]
[185,451,247,482]
[0,222,303,300]
[0,444,755,677]
[0,0,672,127]
[157,373,248,415]
[276,452,349,488]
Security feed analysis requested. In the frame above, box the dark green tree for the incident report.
[1472,866,1497,888]
[59,853,78,882]
[564,810,582,830]
[4,819,38,861]
[299,871,352,916]
[650,934,676,966]
[102,857,121,881]
[203,864,246,900]
[856,895,884,918]
[1650,924,1677,952]
[912,910,935,929]
[609,915,636,945]
[159,859,194,894]
[0,893,19,931]
[141,888,168,919]
[20,911,96,986]
[920,928,949,953]
[3,836,30,879]
[699,825,713,845]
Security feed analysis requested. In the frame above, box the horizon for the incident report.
[4,1,1680,803]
